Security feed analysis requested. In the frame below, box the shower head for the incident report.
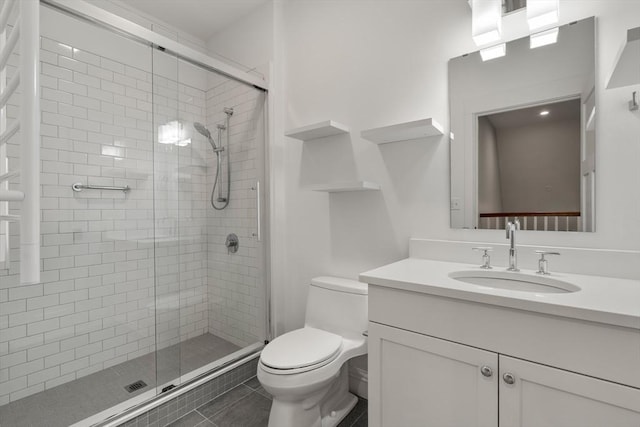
[194,122,210,138]
[194,122,218,150]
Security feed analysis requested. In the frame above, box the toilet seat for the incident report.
[260,327,343,374]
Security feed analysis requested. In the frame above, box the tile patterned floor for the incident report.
[0,334,240,427]
[165,376,368,427]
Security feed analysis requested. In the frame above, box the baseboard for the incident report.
[348,365,368,399]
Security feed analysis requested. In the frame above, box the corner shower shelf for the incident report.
[310,181,380,193]
[285,120,350,141]
[361,118,443,144]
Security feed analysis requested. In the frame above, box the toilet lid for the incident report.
[261,327,342,370]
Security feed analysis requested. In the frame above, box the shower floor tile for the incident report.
[164,377,368,427]
[0,333,240,427]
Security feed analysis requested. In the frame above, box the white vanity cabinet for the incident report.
[366,281,640,427]
[368,322,498,427]
[499,355,640,426]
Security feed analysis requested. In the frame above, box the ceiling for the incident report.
[123,0,269,41]
[485,99,581,129]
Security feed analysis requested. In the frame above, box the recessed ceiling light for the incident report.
[539,110,550,116]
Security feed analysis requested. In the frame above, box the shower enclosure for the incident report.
[0,2,269,426]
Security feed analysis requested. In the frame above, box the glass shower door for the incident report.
[152,46,269,391]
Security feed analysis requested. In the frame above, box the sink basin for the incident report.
[448,270,580,294]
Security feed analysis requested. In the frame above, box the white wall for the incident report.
[205,1,640,337]
[279,0,640,330]
[477,116,502,214]
[497,118,580,213]
[206,1,274,80]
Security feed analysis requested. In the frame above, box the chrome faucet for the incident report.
[506,219,520,271]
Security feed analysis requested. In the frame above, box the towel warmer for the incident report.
[0,0,40,284]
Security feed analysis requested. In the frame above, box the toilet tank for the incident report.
[304,276,368,339]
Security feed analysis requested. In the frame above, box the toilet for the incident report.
[257,276,368,427]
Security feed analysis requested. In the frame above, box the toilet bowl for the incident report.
[257,276,368,427]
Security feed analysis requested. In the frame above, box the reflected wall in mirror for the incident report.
[449,17,595,232]
[504,0,527,14]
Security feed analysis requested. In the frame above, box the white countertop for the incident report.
[360,258,640,330]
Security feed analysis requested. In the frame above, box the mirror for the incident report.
[449,17,595,232]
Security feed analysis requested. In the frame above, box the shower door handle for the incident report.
[254,180,261,242]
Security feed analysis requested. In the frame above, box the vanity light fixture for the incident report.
[527,0,559,31]
[471,0,502,46]
[480,43,506,61]
[539,110,550,116]
[530,27,559,48]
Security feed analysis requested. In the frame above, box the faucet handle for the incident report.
[535,250,560,275]
[472,247,493,269]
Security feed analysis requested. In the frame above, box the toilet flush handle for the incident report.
[362,330,368,337]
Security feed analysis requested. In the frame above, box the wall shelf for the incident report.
[285,120,350,141]
[310,181,380,193]
[361,118,443,144]
[607,26,640,89]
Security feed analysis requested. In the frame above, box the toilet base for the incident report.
[320,391,357,427]
[265,365,358,427]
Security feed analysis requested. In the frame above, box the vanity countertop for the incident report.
[360,258,640,330]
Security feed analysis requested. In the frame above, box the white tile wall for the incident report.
[206,81,265,347]
[151,65,209,355]
[0,36,157,405]
[0,34,266,406]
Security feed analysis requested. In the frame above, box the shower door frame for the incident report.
[41,0,268,91]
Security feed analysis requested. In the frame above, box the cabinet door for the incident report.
[368,322,498,427]
[500,355,640,427]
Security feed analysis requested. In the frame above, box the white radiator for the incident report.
[0,0,40,284]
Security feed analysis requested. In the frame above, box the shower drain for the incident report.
[124,380,147,393]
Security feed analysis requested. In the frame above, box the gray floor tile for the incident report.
[241,376,271,399]
[337,397,368,427]
[242,376,261,389]
[207,392,271,427]
[166,409,209,427]
[351,410,368,427]
[0,333,238,427]
[196,385,253,419]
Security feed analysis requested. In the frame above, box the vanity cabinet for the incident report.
[369,322,498,426]
[367,284,640,427]
[369,322,640,427]
[500,355,640,426]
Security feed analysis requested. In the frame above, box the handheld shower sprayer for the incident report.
[194,108,234,210]
[194,122,221,152]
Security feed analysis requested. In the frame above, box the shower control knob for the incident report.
[480,366,493,377]
[225,233,239,254]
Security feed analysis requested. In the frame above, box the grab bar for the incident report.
[253,180,261,242]
[72,182,130,193]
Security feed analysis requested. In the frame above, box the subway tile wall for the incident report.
[206,80,265,348]
[0,31,265,407]
[2,36,160,405]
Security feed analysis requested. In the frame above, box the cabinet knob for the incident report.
[480,366,493,377]
[503,373,516,385]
